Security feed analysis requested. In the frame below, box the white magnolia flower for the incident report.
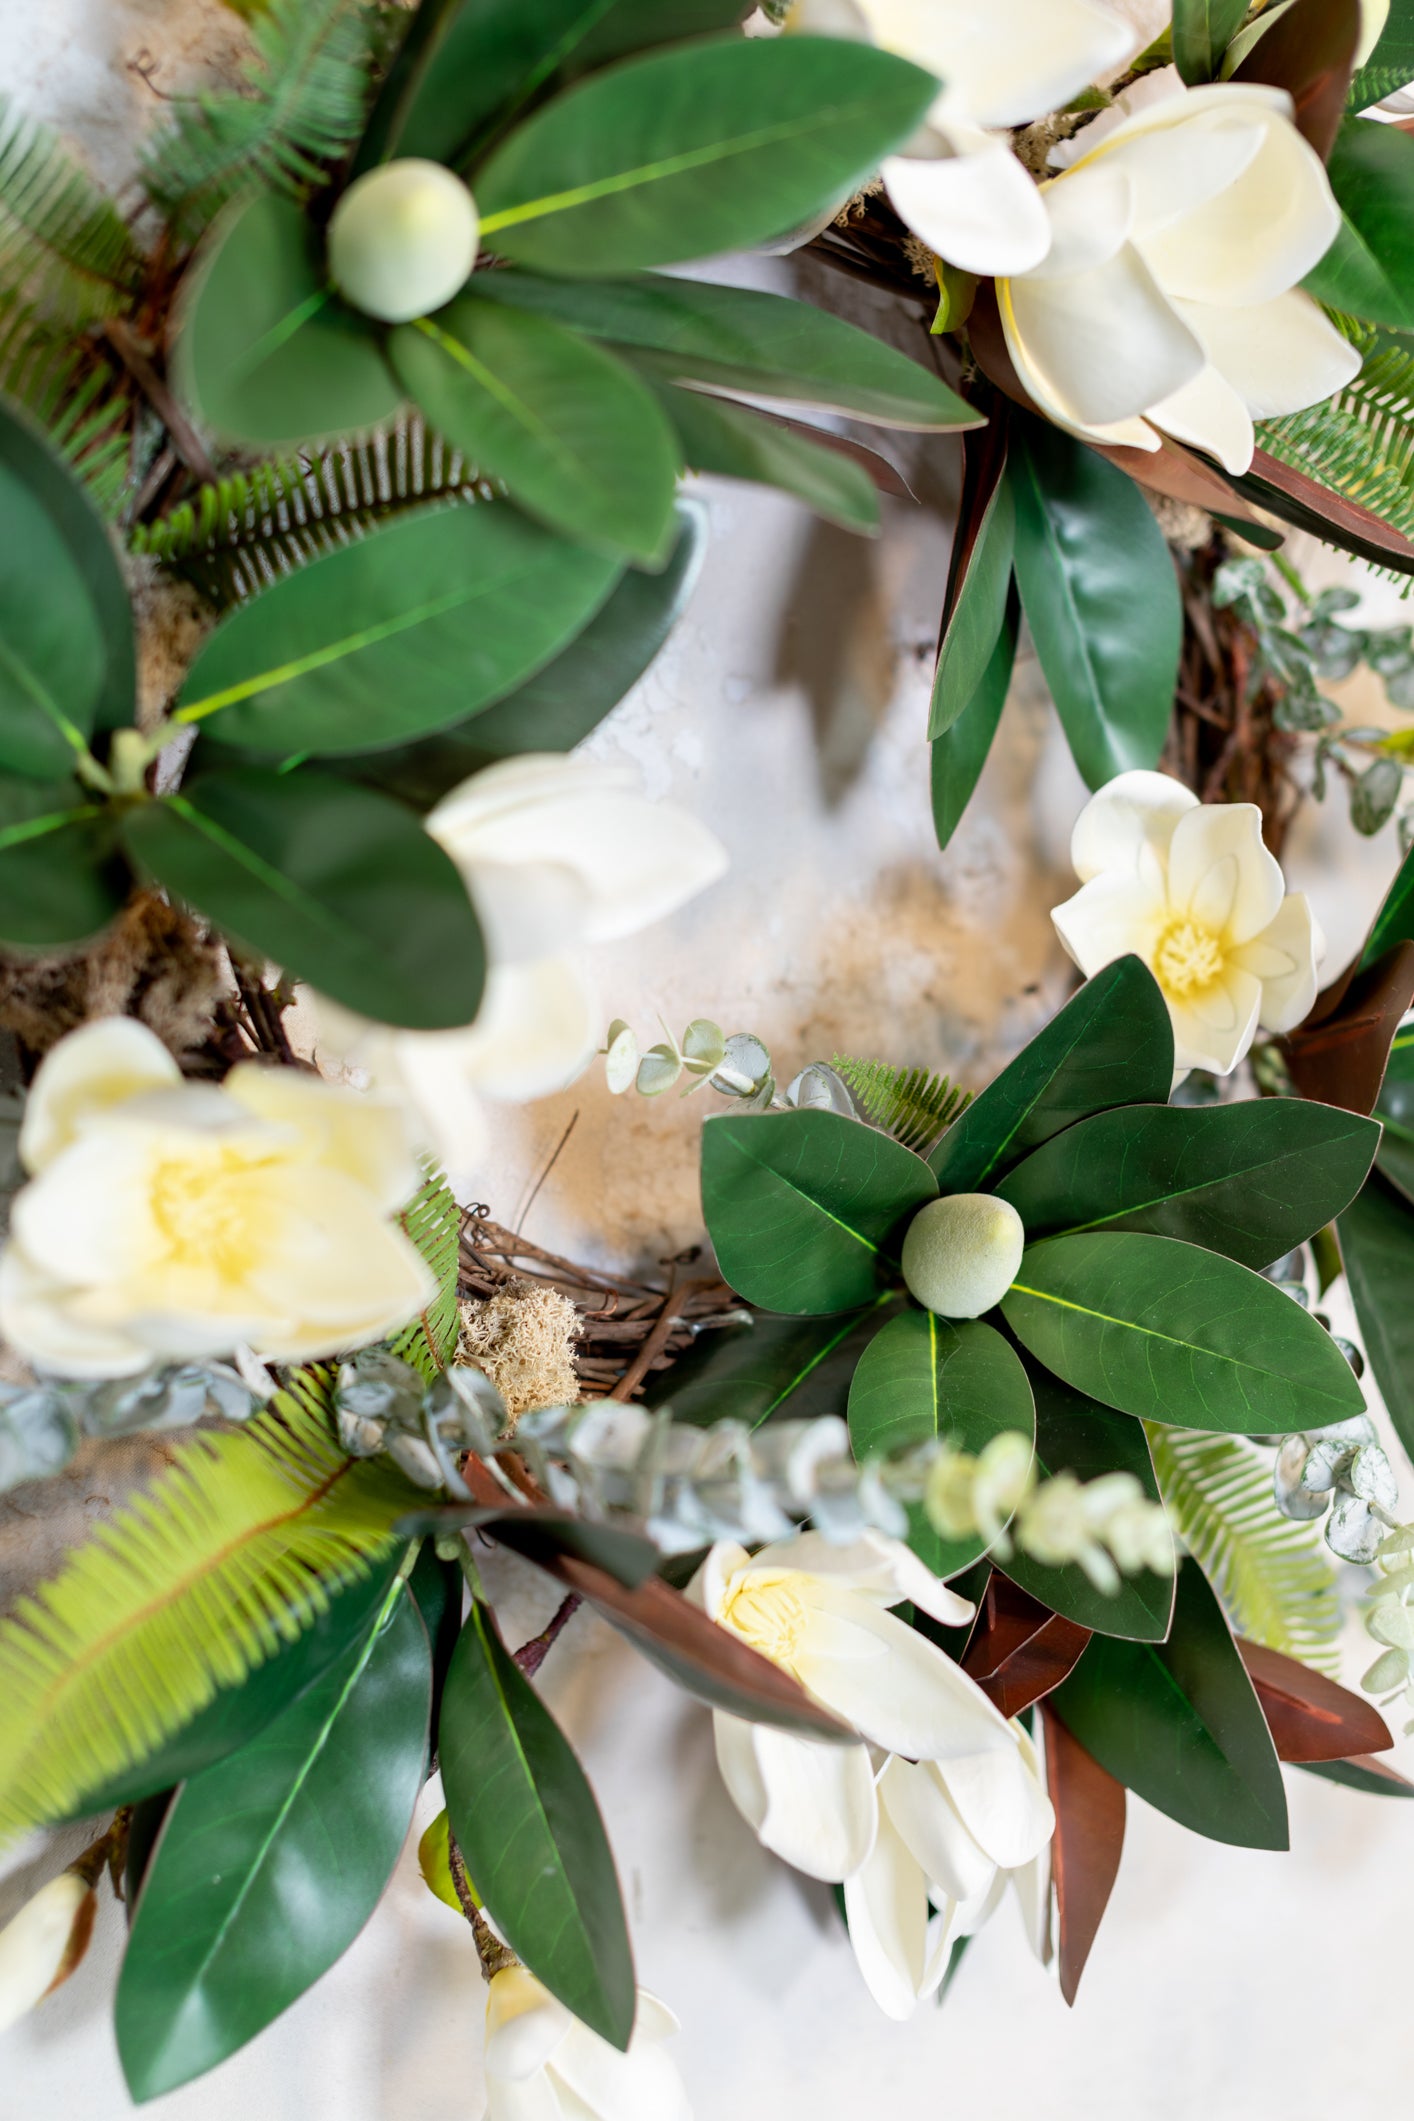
[845,1730,1053,2019]
[698,1531,1050,1886]
[999,71,1361,474]
[794,0,1136,273]
[1052,770,1324,1076]
[0,1872,95,2033]
[316,755,727,1179]
[0,1019,434,1379]
[482,1966,693,2121]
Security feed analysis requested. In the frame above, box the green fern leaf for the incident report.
[1350,63,1414,111]
[389,1164,464,1382]
[831,1054,972,1158]
[1258,323,1414,562]
[130,419,491,602]
[1147,1425,1342,1675]
[0,1368,422,1847]
[142,0,383,240]
[0,301,132,517]
[0,98,143,325]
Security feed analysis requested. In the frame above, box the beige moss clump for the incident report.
[457,1281,582,1424]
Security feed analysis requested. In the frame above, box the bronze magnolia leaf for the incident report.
[1283,942,1414,1115]
[1231,0,1360,161]
[961,1572,1091,1718]
[1237,1635,1394,1762]
[1041,1702,1126,2008]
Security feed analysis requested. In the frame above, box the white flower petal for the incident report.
[1070,768,1199,883]
[879,1754,997,1904]
[1358,0,1391,69]
[20,1017,179,1175]
[1234,892,1324,1033]
[552,2014,694,2121]
[852,0,1137,128]
[1138,98,1339,304]
[798,1587,1017,1762]
[884,139,1053,275]
[749,1529,973,1624]
[448,956,599,1102]
[0,1243,150,1378]
[1052,872,1169,981]
[1079,108,1266,239]
[1167,967,1263,1075]
[1166,802,1284,944]
[1003,240,1203,431]
[225,1064,420,1214]
[842,1803,932,2020]
[484,1967,576,2081]
[751,1724,879,1882]
[381,1026,492,1182]
[0,1873,91,2032]
[938,1737,1055,1869]
[1148,361,1255,474]
[1175,288,1362,420]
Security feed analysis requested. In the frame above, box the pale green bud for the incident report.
[901,1193,1025,1318]
[328,160,479,324]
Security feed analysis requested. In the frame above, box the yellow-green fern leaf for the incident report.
[0,1368,422,1847]
[831,1055,972,1158]
[389,1163,463,1382]
[1148,1424,1343,1675]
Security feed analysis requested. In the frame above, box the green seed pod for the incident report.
[328,160,479,324]
[901,1193,1025,1319]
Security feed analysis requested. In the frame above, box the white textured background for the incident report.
[6,7,1414,2118]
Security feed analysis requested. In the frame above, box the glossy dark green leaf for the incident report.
[643,1296,900,1429]
[1010,418,1179,789]
[440,1598,635,2048]
[1363,839,1414,966]
[1299,1755,1414,1797]
[928,472,1014,738]
[1173,0,1250,81]
[1000,1364,1175,1642]
[650,378,879,533]
[474,36,938,274]
[116,1583,431,2100]
[1351,0,1414,108]
[996,1098,1379,1268]
[1001,1231,1368,1433]
[1050,1557,1289,1849]
[931,584,1018,852]
[0,775,127,947]
[70,1554,405,1816]
[122,768,485,1030]
[390,299,679,562]
[1375,1028,1414,1201]
[702,1109,937,1315]
[330,502,705,809]
[1340,1171,1414,1460]
[176,191,402,449]
[0,406,111,775]
[474,269,979,430]
[0,397,134,741]
[930,957,1174,1192]
[408,1541,464,1739]
[1305,119,1414,329]
[174,503,621,755]
[848,1311,1035,1576]
[359,0,750,171]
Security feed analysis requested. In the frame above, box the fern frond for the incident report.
[130,419,491,602]
[1351,63,1414,111]
[0,99,143,325]
[389,1164,464,1381]
[831,1054,972,1157]
[0,1369,421,1846]
[1258,325,1414,559]
[1147,1425,1343,1675]
[142,0,383,240]
[0,300,132,517]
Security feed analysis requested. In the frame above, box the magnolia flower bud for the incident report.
[901,1194,1025,1319]
[0,1872,96,2032]
[328,159,479,324]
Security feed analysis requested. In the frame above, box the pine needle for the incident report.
[831,1054,971,1158]
[0,1370,422,1847]
[1148,1425,1343,1675]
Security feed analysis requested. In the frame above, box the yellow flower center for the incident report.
[719,1571,812,1672]
[149,1145,279,1284]
[1153,919,1225,998]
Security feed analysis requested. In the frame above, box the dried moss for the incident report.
[457,1280,582,1423]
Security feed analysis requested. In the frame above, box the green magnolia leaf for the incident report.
[931,584,1018,852]
[702,1109,938,1315]
[649,378,880,534]
[995,1098,1379,1269]
[474,36,938,274]
[331,502,705,809]
[115,1582,430,2101]
[1173,0,1251,81]
[1340,1171,1414,1461]
[1376,1030,1414,1201]
[1351,0,1414,107]
[176,191,402,449]
[474,269,979,430]
[122,768,486,1030]
[70,1554,405,1816]
[360,0,750,171]
[1305,119,1414,330]
[1300,1756,1414,1797]
[1363,839,1414,966]
[1010,417,1180,789]
[928,472,1014,738]
[440,1599,635,2049]
[1000,1364,1176,1641]
[175,503,621,755]
[644,1296,901,1429]
[0,774,127,947]
[390,298,679,562]
[1001,1231,1368,1433]
[931,957,1174,1192]
[1050,1557,1289,1849]
[847,1310,1035,1576]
